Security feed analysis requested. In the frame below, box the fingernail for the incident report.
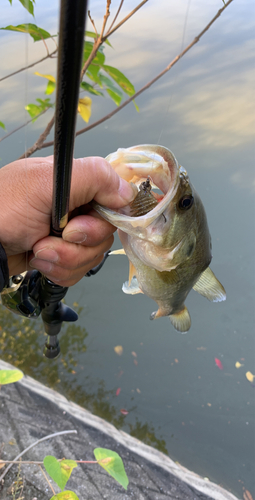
[29,259,53,273]
[34,248,59,262]
[63,231,87,243]
[119,179,138,203]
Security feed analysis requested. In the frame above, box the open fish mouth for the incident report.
[92,145,180,233]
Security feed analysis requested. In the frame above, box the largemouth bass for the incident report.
[93,145,226,332]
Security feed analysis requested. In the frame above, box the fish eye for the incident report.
[178,195,194,211]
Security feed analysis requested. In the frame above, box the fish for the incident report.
[92,144,226,333]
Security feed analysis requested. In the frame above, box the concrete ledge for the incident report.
[0,360,239,500]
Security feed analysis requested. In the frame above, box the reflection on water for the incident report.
[0,0,255,498]
[0,302,168,455]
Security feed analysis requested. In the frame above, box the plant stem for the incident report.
[0,430,77,482]
[0,49,57,82]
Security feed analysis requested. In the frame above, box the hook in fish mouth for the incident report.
[92,144,180,235]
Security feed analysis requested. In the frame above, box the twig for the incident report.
[0,49,57,82]
[107,0,125,34]
[100,0,111,40]
[105,0,148,38]
[88,10,98,35]
[0,430,77,482]
[18,115,55,159]
[0,108,49,144]
[41,0,234,150]
[39,464,56,495]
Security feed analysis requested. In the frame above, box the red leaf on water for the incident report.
[120,409,128,415]
[116,387,121,396]
[215,358,223,370]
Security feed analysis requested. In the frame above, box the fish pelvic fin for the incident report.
[193,267,226,302]
[129,261,137,285]
[122,277,143,295]
[169,306,191,333]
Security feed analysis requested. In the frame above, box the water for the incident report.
[0,0,254,497]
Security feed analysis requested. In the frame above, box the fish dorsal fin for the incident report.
[122,277,143,295]
[193,267,226,302]
[169,306,191,333]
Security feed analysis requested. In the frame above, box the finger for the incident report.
[70,157,137,211]
[29,235,113,277]
[62,213,116,245]
[36,254,105,287]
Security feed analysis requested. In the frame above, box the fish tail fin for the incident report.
[169,306,191,333]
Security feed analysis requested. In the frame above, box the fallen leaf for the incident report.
[0,460,5,470]
[116,388,121,396]
[215,358,223,370]
[243,489,253,500]
[120,409,128,415]
[8,438,16,445]
[114,345,123,356]
[235,362,244,368]
[131,351,137,357]
[246,372,254,383]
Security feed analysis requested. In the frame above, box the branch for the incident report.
[107,0,125,34]
[0,49,57,82]
[0,430,77,482]
[105,0,149,38]
[41,0,234,150]
[0,108,49,144]
[18,114,55,159]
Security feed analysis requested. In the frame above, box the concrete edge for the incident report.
[0,360,240,500]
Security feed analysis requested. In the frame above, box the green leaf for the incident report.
[1,24,52,42]
[83,41,105,66]
[43,456,77,491]
[80,82,103,97]
[94,448,129,490]
[86,65,103,87]
[25,98,53,121]
[0,121,6,130]
[99,74,123,105]
[132,99,140,112]
[50,492,79,500]
[85,30,112,47]
[102,65,135,96]
[45,80,56,95]
[18,0,35,16]
[0,369,23,385]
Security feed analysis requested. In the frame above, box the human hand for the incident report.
[0,156,135,286]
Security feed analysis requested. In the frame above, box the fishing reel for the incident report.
[1,271,78,359]
[1,252,110,359]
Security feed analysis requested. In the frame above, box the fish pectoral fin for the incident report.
[169,306,191,333]
[109,248,126,255]
[122,277,143,295]
[193,267,226,302]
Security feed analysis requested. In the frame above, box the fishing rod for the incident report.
[1,0,94,358]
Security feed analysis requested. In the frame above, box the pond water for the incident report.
[0,0,254,498]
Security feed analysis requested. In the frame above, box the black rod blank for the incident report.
[52,0,88,235]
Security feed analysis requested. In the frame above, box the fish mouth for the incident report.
[92,144,179,232]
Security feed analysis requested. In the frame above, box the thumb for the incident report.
[70,156,136,210]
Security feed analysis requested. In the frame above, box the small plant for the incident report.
[0,369,129,498]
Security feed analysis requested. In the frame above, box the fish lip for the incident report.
[112,145,180,224]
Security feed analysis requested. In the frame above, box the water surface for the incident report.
[0,1,254,497]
